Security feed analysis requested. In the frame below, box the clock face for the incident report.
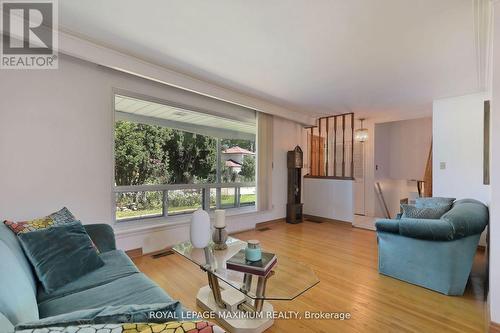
[296,155,303,166]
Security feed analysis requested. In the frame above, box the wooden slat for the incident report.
[333,116,337,177]
[309,112,356,180]
[309,127,313,175]
[350,113,354,178]
[317,119,321,176]
[304,175,354,180]
[423,141,433,197]
[484,100,490,185]
[342,114,346,177]
[326,117,329,176]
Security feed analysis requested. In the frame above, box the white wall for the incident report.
[303,178,354,223]
[0,55,306,252]
[375,118,432,181]
[489,1,500,324]
[0,55,114,223]
[432,92,490,204]
[371,118,432,217]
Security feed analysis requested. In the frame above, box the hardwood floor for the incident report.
[133,220,486,333]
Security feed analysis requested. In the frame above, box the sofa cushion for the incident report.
[401,204,450,219]
[84,224,117,253]
[0,242,39,326]
[38,273,173,318]
[37,250,139,303]
[18,222,104,293]
[415,197,455,209]
[0,223,37,294]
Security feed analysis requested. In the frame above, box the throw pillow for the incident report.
[401,204,450,219]
[415,197,455,209]
[17,221,104,293]
[4,207,76,234]
[4,207,99,252]
[15,322,225,333]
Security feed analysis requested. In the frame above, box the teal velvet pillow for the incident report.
[401,204,450,219]
[18,222,104,293]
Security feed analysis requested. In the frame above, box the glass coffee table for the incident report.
[173,237,319,333]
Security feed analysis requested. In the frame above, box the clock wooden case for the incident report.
[286,146,303,224]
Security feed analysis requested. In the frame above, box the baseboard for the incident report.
[229,218,284,235]
[303,214,351,224]
[255,218,283,229]
[352,223,376,231]
[490,321,500,333]
[125,248,143,258]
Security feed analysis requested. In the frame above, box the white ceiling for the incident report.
[59,0,481,120]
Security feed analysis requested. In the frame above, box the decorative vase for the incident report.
[190,208,210,248]
[212,227,228,250]
[245,240,262,262]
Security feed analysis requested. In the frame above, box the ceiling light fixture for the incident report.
[355,118,368,142]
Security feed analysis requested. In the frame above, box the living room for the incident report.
[0,1,499,333]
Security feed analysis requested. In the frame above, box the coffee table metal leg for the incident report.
[242,273,252,292]
[207,271,225,308]
[254,276,268,312]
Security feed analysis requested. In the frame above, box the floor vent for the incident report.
[152,250,175,259]
[308,219,324,224]
[257,227,271,232]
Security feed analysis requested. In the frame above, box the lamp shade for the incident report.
[355,119,369,142]
[355,128,369,142]
[190,208,211,248]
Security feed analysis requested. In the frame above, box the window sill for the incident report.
[113,206,257,237]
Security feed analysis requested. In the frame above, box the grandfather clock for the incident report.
[286,146,303,224]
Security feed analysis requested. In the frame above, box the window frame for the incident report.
[111,90,257,224]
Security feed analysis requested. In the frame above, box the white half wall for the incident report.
[303,178,354,223]
[432,92,490,204]
[0,54,306,252]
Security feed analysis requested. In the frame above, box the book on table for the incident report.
[226,250,277,276]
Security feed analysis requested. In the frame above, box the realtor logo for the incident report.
[1,0,58,69]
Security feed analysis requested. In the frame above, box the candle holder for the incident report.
[212,226,228,250]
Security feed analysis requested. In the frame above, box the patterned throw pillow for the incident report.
[16,321,226,333]
[415,197,455,209]
[4,207,77,234]
[4,207,99,252]
[401,204,450,219]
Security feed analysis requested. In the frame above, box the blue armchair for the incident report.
[375,199,488,295]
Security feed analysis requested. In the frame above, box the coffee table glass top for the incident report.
[172,237,319,300]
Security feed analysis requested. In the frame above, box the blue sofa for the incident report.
[375,198,488,295]
[0,222,178,331]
